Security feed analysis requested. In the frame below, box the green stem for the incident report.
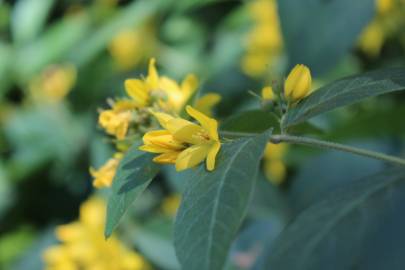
[219,131,405,166]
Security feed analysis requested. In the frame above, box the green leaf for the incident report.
[11,0,54,44]
[69,0,161,68]
[174,130,272,270]
[255,167,405,270]
[13,13,91,82]
[3,105,88,181]
[133,219,180,270]
[283,68,405,128]
[174,0,217,12]
[278,0,374,75]
[105,144,160,238]
[287,141,388,213]
[222,110,279,134]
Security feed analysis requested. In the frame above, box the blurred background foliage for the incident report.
[0,0,404,269]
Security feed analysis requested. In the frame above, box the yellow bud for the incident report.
[284,64,312,102]
[261,86,274,100]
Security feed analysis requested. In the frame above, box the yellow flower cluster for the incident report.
[43,197,149,270]
[263,143,288,185]
[359,0,405,57]
[140,106,221,171]
[29,64,77,103]
[241,0,283,77]
[92,58,221,188]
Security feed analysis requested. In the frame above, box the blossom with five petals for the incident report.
[139,106,221,171]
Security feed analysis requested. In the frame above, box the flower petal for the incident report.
[139,144,172,153]
[186,105,219,141]
[143,130,185,150]
[166,118,204,144]
[175,144,211,171]
[152,112,175,130]
[146,58,159,89]
[125,79,149,106]
[160,76,183,111]
[181,74,199,97]
[194,93,221,117]
[153,151,180,164]
[206,141,221,171]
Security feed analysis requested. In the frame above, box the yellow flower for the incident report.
[125,58,199,113]
[140,106,221,171]
[264,142,288,160]
[284,64,312,102]
[194,93,222,117]
[43,197,149,270]
[161,194,181,216]
[90,153,123,188]
[377,0,393,15]
[108,20,156,71]
[264,160,286,185]
[241,0,283,77]
[358,21,385,57]
[261,86,275,101]
[29,64,77,103]
[98,100,137,140]
[263,143,288,185]
[109,29,144,71]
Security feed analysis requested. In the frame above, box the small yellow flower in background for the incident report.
[241,0,283,77]
[358,22,385,57]
[98,100,137,140]
[29,64,76,103]
[358,0,405,57]
[125,58,199,113]
[284,64,312,102]
[90,153,123,188]
[263,143,288,185]
[161,194,181,216]
[109,29,144,71]
[43,197,150,270]
[377,0,394,15]
[140,106,221,171]
[194,93,222,117]
[109,21,156,71]
[261,86,275,101]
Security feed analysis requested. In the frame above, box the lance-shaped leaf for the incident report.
[105,144,160,238]
[283,68,405,129]
[254,167,405,270]
[174,130,272,270]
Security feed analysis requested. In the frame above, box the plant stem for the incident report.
[219,131,405,166]
[270,134,405,166]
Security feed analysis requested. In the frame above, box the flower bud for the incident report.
[261,86,275,101]
[284,64,312,102]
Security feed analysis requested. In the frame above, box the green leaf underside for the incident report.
[174,130,272,270]
[221,110,279,134]
[256,167,405,270]
[283,68,405,128]
[105,144,159,238]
